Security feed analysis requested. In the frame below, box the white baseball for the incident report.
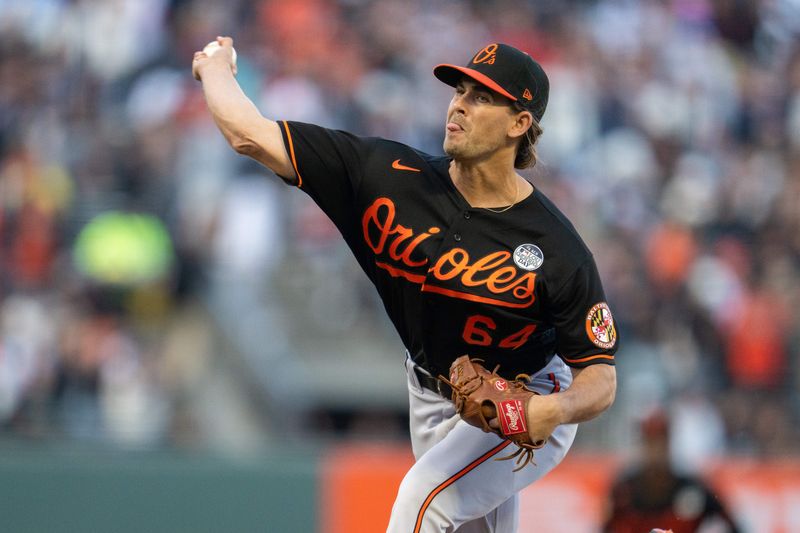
[203,41,237,65]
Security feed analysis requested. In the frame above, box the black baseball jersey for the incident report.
[278,121,618,379]
[603,468,741,533]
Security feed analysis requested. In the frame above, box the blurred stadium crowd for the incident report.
[1,0,799,463]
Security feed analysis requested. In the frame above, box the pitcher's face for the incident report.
[443,78,520,163]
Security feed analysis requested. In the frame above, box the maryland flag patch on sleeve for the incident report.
[585,302,617,349]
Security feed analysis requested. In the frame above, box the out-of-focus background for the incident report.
[1,0,799,531]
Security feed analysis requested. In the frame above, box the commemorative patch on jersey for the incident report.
[513,244,544,271]
[585,302,617,349]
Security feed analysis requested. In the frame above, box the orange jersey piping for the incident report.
[281,120,303,188]
[562,353,615,364]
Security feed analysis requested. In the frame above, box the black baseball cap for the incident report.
[434,43,549,122]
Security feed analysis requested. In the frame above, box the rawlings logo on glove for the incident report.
[440,355,545,471]
[498,399,526,434]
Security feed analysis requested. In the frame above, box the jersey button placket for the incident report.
[454,233,462,242]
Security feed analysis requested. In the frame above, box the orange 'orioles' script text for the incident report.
[362,197,537,309]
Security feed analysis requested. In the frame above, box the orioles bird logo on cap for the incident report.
[472,44,498,65]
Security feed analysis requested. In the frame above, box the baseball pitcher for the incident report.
[194,37,618,533]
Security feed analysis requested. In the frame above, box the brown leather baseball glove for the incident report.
[440,355,545,471]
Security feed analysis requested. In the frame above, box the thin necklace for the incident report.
[482,179,520,214]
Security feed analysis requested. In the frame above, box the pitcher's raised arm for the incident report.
[192,36,295,182]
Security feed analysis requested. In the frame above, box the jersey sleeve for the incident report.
[549,257,618,367]
[278,120,377,230]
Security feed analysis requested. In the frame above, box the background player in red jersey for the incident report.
[194,36,617,532]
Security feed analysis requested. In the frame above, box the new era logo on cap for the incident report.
[434,43,549,122]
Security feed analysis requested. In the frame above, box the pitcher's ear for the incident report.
[509,109,533,140]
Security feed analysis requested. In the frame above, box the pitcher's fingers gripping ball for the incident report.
[193,36,238,80]
[441,355,545,471]
[203,39,237,64]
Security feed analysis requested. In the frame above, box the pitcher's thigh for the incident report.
[387,421,577,533]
